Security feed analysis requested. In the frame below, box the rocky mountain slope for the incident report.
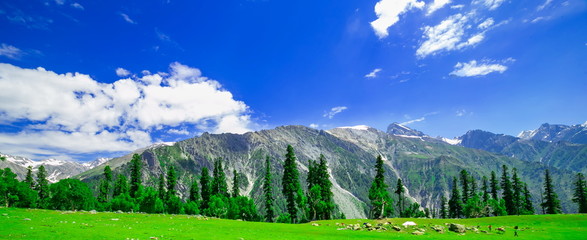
[518,122,587,144]
[0,153,109,183]
[77,124,578,218]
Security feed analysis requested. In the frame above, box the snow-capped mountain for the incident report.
[518,122,587,144]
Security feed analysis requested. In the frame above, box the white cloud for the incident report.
[473,0,506,10]
[71,3,84,10]
[0,44,22,59]
[450,60,509,77]
[115,67,131,77]
[427,0,451,16]
[168,128,190,135]
[478,18,494,29]
[400,117,425,125]
[54,0,65,5]
[365,68,382,78]
[120,13,136,24]
[0,62,251,159]
[370,0,425,39]
[450,4,465,9]
[538,0,553,10]
[417,14,481,57]
[323,106,348,119]
[309,123,319,129]
[456,109,467,117]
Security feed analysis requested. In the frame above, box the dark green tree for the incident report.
[157,174,166,200]
[1,168,37,208]
[232,170,240,198]
[50,179,95,211]
[36,165,50,208]
[490,171,500,200]
[522,183,534,214]
[24,166,35,189]
[481,176,490,203]
[263,156,275,222]
[316,154,334,220]
[189,177,200,202]
[368,155,393,219]
[572,173,587,213]
[129,154,142,198]
[395,178,406,217]
[282,145,302,223]
[440,195,448,219]
[469,176,477,199]
[200,167,211,211]
[500,165,515,215]
[138,187,164,214]
[541,169,561,214]
[511,168,523,215]
[448,177,463,218]
[98,166,113,204]
[460,170,470,204]
[166,165,177,199]
[113,174,129,198]
[212,159,229,197]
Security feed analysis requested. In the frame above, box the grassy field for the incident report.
[1,208,586,240]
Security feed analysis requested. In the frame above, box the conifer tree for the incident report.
[440,195,448,219]
[469,176,477,199]
[522,183,534,214]
[317,154,334,220]
[200,167,211,211]
[263,156,275,222]
[24,166,35,189]
[511,168,523,215]
[490,171,500,200]
[541,169,561,214]
[36,165,50,208]
[232,170,240,198]
[572,173,587,213]
[166,165,177,199]
[448,177,463,218]
[212,159,228,197]
[157,174,166,200]
[113,174,129,198]
[189,177,200,202]
[282,145,302,223]
[368,155,393,219]
[481,176,490,203]
[460,170,470,204]
[395,178,406,217]
[98,166,113,203]
[129,154,142,198]
[500,165,515,215]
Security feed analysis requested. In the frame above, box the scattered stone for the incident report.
[116,210,123,214]
[384,221,391,225]
[89,210,97,214]
[23,218,31,221]
[311,223,320,226]
[111,218,119,221]
[392,226,402,231]
[2,214,7,216]
[481,230,488,233]
[363,223,372,228]
[448,223,466,233]
[402,221,417,228]
[150,237,158,240]
[431,225,444,233]
[411,231,424,235]
[417,228,426,232]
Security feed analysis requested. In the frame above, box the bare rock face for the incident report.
[449,223,466,233]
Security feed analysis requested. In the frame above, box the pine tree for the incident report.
[368,155,393,219]
[306,159,320,221]
[98,166,113,203]
[448,177,463,218]
[317,154,334,220]
[24,166,35,189]
[129,154,142,198]
[522,183,534,214]
[200,167,211,211]
[157,174,166,200]
[232,170,240,198]
[481,176,490,203]
[282,145,302,223]
[113,174,129,198]
[189,177,200,202]
[395,178,406,217]
[490,171,500,200]
[469,176,477,199]
[263,156,275,222]
[440,195,448,219]
[166,165,177,199]
[511,168,523,215]
[500,165,515,215]
[212,158,229,197]
[460,170,470,204]
[36,165,50,208]
[572,173,587,213]
[541,169,561,214]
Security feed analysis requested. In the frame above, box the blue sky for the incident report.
[0,0,586,161]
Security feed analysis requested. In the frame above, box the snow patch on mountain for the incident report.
[336,125,371,131]
[441,137,462,145]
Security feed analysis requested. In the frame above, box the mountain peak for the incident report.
[386,123,426,137]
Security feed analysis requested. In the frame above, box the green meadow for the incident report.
[1,208,586,239]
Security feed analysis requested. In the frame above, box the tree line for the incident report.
[0,146,340,223]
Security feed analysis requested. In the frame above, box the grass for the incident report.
[1,208,586,239]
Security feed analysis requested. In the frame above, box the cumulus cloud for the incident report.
[0,62,251,159]
[309,123,319,129]
[427,0,451,16]
[365,68,382,78]
[120,13,136,24]
[115,67,131,77]
[450,59,510,77]
[416,13,493,58]
[473,0,506,11]
[323,106,348,119]
[0,44,22,59]
[168,129,190,135]
[370,0,425,39]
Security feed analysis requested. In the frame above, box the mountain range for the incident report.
[2,122,585,218]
